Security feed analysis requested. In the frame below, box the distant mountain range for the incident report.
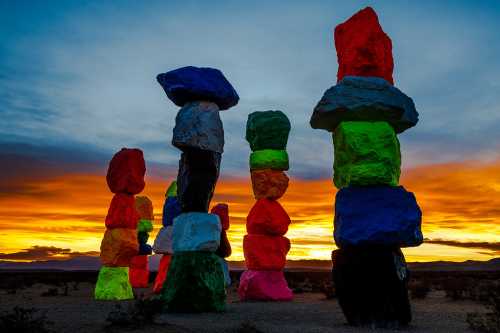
[1,255,499,272]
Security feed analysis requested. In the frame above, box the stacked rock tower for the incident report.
[129,196,154,288]
[152,181,180,294]
[309,8,423,327]
[211,203,232,287]
[156,66,239,312]
[95,148,146,300]
[239,111,293,301]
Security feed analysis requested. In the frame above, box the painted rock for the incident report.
[129,255,149,288]
[238,270,293,301]
[105,193,140,229]
[215,230,232,258]
[243,234,290,270]
[335,7,393,84]
[153,254,172,294]
[166,181,177,197]
[100,228,138,266]
[246,199,291,236]
[94,266,134,300]
[245,111,291,151]
[334,186,423,248]
[172,101,224,154]
[135,196,154,220]
[153,226,174,254]
[177,147,221,212]
[218,256,232,287]
[106,148,146,194]
[139,243,153,255]
[210,203,229,230]
[332,247,411,328]
[310,76,418,133]
[138,231,149,245]
[160,251,226,312]
[162,196,181,227]
[156,66,239,110]
[172,213,221,252]
[333,121,401,188]
[249,149,289,171]
[137,219,153,233]
[251,169,289,200]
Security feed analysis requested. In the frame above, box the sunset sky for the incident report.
[1,0,500,264]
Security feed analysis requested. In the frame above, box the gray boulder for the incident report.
[172,101,224,153]
[310,76,418,133]
[152,226,174,254]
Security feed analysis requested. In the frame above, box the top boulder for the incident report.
[106,148,146,194]
[156,66,239,110]
[335,7,394,84]
[246,111,291,151]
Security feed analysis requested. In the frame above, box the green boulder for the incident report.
[94,266,134,300]
[249,149,289,171]
[246,111,291,151]
[160,251,226,312]
[137,219,153,233]
[166,181,177,197]
[333,121,401,188]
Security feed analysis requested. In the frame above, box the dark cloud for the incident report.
[0,246,99,261]
[425,239,500,254]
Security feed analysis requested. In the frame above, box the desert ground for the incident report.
[0,270,497,333]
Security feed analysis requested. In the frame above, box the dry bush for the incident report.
[106,298,163,329]
[409,278,431,299]
[467,283,500,332]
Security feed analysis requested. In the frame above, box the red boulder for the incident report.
[247,199,291,236]
[243,234,290,270]
[153,254,172,294]
[105,193,140,229]
[106,148,146,194]
[335,7,394,84]
[210,203,229,230]
[129,255,148,269]
[129,266,149,288]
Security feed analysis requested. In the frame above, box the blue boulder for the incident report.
[172,213,221,252]
[138,243,153,255]
[334,186,423,248]
[156,66,239,110]
[162,196,181,227]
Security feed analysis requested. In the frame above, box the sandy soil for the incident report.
[0,282,487,333]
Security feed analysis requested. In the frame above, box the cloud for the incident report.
[425,239,500,254]
[0,246,98,261]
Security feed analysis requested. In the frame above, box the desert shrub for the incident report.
[442,277,473,300]
[232,321,264,333]
[409,279,431,299]
[321,281,336,299]
[41,288,58,297]
[467,284,500,332]
[0,307,54,333]
[106,298,163,328]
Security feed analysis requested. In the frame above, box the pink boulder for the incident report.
[238,270,293,301]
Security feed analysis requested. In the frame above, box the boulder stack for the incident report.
[95,148,146,300]
[129,196,154,288]
[152,181,180,294]
[309,7,423,328]
[211,203,232,287]
[156,66,239,312]
[239,111,293,301]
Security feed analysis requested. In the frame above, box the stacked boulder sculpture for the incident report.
[95,148,146,300]
[156,66,239,312]
[239,111,293,301]
[152,181,180,294]
[211,203,232,287]
[129,196,154,288]
[310,7,422,327]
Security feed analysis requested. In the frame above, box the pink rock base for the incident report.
[238,270,293,301]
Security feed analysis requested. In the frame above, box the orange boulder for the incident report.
[100,228,138,266]
[246,199,291,236]
[105,193,140,229]
[250,169,289,200]
[135,196,154,220]
[243,234,290,270]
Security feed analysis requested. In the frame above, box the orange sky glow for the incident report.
[0,160,499,263]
